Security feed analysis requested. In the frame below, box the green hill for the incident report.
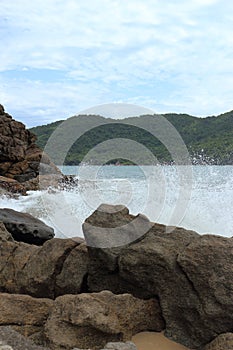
[30,111,233,165]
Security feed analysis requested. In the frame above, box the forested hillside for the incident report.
[30,111,233,165]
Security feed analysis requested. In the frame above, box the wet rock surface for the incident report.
[0,208,54,245]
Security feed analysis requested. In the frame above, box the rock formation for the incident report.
[0,204,232,350]
[0,209,54,245]
[0,104,62,194]
[45,291,163,350]
[83,204,233,349]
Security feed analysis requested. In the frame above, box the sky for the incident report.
[0,0,233,127]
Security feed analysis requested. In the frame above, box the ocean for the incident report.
[0,165,232,239]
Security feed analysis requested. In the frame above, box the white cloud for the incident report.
[0,0,233,125]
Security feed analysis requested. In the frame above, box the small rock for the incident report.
[104,342,137,350]
[203,333,233,349]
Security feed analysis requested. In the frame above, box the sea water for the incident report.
[0,165,233,239]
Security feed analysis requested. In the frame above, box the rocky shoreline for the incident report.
[0,105,233,349]
[0,204,233,350]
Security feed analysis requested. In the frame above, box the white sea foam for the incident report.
[0,165,233,238]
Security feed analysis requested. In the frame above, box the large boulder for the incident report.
[0,208,54,245]
[45,290,164,350]
[83,204,233,349]
[83,204,153,298]
[0,104,62,193]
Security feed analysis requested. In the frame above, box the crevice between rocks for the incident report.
[176,254,201,301]
[52,242,80,299]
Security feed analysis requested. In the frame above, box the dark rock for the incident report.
[0,104,5,115]
[0,208,54,245]
[45,290,164,350]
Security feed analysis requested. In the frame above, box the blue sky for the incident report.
[0,0,233,127]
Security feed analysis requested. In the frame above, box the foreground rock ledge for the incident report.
[0,291,163,350]
[45,291,164,350]
[0,204,233,349]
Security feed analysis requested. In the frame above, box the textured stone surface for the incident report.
[55,242,88,296]
[0,176,26,195]
[0,104,62,193]
[203,333,233,350]
[103,342,137,350]
[83,204,233,349]
[0,222,13,242]
[0,326,50,350]
[45,290,164,350]
[71,342,137,350]
[0,209,54,245]
[0,293,53,339]
[16,238,79,298]
[83,204,153,298]
[0,238,88,298]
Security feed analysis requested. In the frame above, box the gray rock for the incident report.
[0,208,54,245]
[104,342,137,350]
[71,342,137,350]
[203,333,233,350]
[0,326,50,350]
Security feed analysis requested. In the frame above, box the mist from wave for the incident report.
[0,165,233,238]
